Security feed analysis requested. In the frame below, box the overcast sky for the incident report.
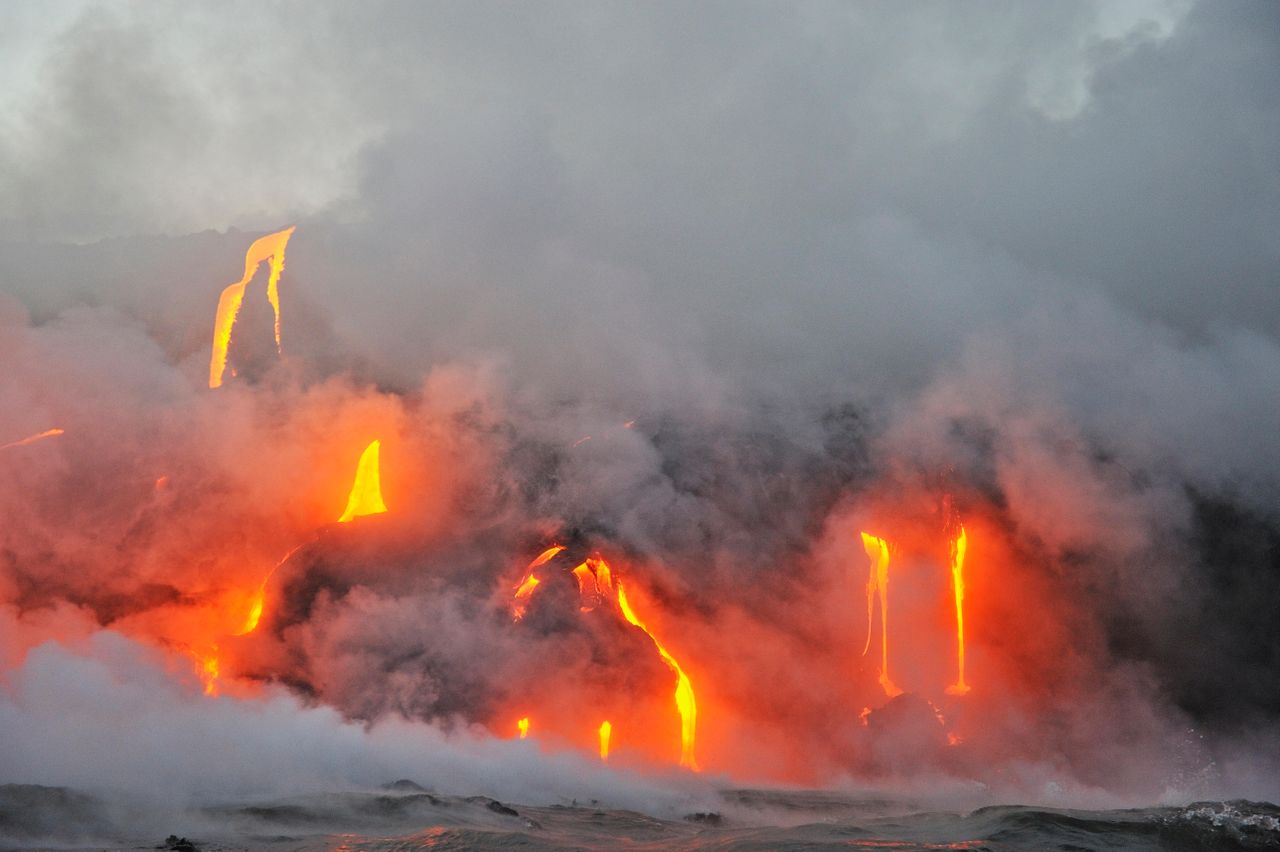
[2,0,1275,484]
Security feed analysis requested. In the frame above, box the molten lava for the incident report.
[945,526,971,696]
[517,717,530,739]
[208,226,295,388]
[511,545,564,621]
[0,428,64,451]
[239,589,266,636]
[191,647,221,697]
[234,542,306,637]
[616,579,699,770]
[598,720,612,762]
[337,440,388,523]
[571,557,614,612]
[860,532,902,698]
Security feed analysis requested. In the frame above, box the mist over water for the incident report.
[1,1,1279,843]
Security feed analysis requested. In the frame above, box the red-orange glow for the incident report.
[859,706,872,727]
[860,532,902,698]
[511,545,564,621]
[337,440,388,523]
[234,543,305,636]
[571,558,614,612]
[517,717,530,739]
[945,526,971,696]
[154,475,169,491]
[0,428,64,451]
[616,579,698,770]
[190,648,220,696]
[239,591,265,636]
[598,720,612,761]
[208,226,295,388]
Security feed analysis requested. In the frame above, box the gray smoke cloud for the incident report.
[1,0,1279,822]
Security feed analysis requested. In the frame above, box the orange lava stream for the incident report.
[945,526,971,696]
[337,440,388,523]
[0,428,64,451]
[511,545,564,621]
[517,717,530,739]
[860,532,902,698]
[208,226,295,388]
[598,720,612,762]
[615,579,699,770]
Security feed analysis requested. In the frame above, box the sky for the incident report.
[2,2,1275,353]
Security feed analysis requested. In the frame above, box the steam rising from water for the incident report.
[1,0,1279,822]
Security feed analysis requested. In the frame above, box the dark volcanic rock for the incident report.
[684,811,725,826]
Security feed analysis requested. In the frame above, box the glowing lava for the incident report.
[616,579,699,770]
[511,545,565,621]
[860,532,902,698]
[598,720,612,762]
[190,647,221,697]
[234,542,307,637]
[517,717,530,739]
[239,590,266,636]
[945,526,971,696]
[208,226,295,388]
[571,557,614,612]
[337,440,388,523]
[0,428,64,451]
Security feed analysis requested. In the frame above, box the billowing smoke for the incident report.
[1,0,1278,822]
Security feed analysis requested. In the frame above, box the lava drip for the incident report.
[860,532,902,698]
[598,720,612,762]
[945,526,971,696]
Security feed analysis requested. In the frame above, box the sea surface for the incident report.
[2,783,1278,851]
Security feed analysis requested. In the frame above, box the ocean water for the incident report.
[2,784,1278,851]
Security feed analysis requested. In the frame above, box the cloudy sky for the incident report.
[2,2,1275,342]
[3,0,1276,490]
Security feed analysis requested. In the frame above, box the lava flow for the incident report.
[860,532,902,698]
[511,544,565,621]
[945,526,971,696]
[337,439,388,523]
[598,721,612,762]
[616,579,699,770]
[517,717,530,739]
[235,439,388,642]
[208,226,295,388]
[571,557,613,612]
